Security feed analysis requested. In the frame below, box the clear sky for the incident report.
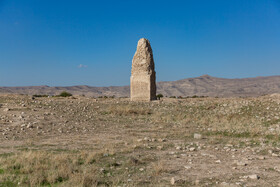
[0,0,280,86]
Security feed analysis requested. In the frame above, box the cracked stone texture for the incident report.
[130,38,156,101]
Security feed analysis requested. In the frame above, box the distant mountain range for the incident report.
[1,75,280,97]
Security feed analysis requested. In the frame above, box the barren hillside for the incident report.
[1,75,280,97]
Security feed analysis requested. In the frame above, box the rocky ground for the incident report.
[0,94,280,186]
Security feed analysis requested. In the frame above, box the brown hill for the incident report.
[1,75,280,97]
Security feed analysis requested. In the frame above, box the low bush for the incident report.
[58,91,72,97]
[33,94,49,98]
[156,94,163,100]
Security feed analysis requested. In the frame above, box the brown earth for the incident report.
[1,75,280,98]
[0,94,280,186]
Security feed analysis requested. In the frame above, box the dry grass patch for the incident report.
[151,161,168,176]
[0,148,164,187]
[107,104,152,116]
[0,150,120,186]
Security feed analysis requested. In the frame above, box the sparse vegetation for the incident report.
[156,94,163,100]
[108,104,152,115]
[32,94,48,97]
[98,95,115,99]
[1,94,280,186]
[57,91,72,97]
[0,150,130,186]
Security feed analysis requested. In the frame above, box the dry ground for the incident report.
[0,94,280,186]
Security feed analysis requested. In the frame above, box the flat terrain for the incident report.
[1,94,280,186]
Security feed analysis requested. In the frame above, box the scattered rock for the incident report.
[257,156,265,160]
[27,123,33,128]
[170,177,186,185]
[248,174,260,180]
[184,166,192,169]
[220,182,239,187]
[189,147,196,151]
[170,177,176,185]
[220,182,233,186]
[157,146,163,150]
[3,108,10,112]
[234,160,247,166]
[176,146,182,150]
[158,138,166,142]
[194,133,202,139]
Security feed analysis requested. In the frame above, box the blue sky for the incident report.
[0,0,280,86]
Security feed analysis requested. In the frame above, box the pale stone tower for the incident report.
[130,38,156,101]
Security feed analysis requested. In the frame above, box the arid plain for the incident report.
[1,94,280,186]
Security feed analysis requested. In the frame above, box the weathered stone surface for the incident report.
[130,38,156,101]
[194,133,202,139]
[248,174,260,180]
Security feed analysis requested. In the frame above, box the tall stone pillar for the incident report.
[130,38,156,101]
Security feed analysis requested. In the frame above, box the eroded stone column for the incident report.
[130,38,156,101]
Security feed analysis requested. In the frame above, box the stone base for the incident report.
[130,72,156,101]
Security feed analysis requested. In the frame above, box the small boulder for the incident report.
[248,174,260,180]
[3,108,10,112]
[189,147,196,151]
[170,177,176,185]
[194,133,202,139]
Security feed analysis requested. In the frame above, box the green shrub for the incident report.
[156,94,163,100]
[98,96,109,99]
[33,94,49,98]
[58,91,72,97]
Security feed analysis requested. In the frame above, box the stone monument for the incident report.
[130,38,156,101]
